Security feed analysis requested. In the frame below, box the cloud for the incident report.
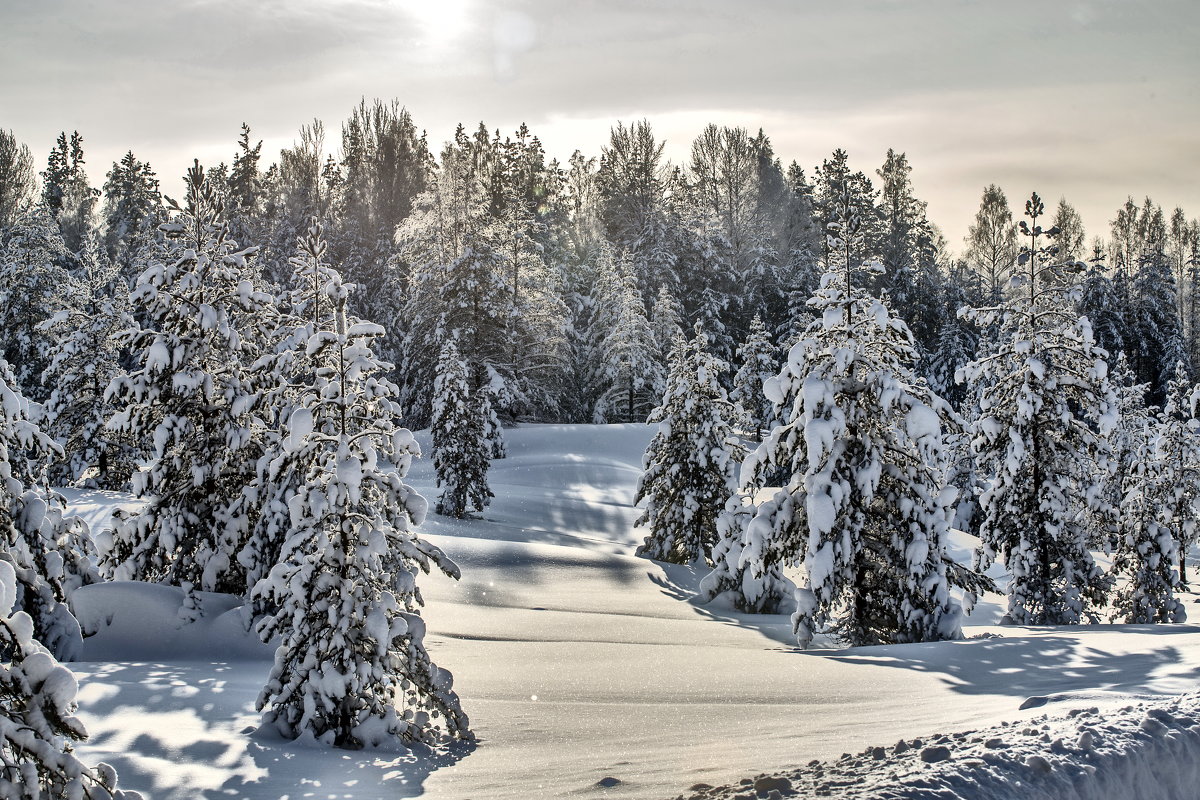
[1,0,1196,248]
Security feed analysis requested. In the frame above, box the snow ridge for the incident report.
[675,693,1200,800]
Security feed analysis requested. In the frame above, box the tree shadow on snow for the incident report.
[73,661,476,800]
[811,625,1200,700]
[199,736,477,800]
[646,561,800,649]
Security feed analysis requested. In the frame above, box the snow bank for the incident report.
[675,693,1200,800]
[73,581,273,661]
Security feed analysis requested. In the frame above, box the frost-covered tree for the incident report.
[1155,361,1200,588]
[1110,399,1187,624]
[730,314,777,440]
[252,276,470,749]
[38,235,138,489]
[0,359,97,661]
[591,248,661,422]
[0,205,77,400]
[431,339,492,518]
[636,325,744,566]
[704,190,963,648]
[104,162,277,596]
[961,192,1115,625]
[0,128,35,230]
[965,184,1018,305]
[0,560,141,799]
[649,286,684,395]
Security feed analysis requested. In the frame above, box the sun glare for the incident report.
[404,0,472,51]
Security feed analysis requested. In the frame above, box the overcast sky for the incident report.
[2,0,1196,248]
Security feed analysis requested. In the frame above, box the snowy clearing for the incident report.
[66,423,1200,799]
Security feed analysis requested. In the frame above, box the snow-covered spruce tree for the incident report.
[1103,354,1150,552]
[960,192,1115,625]
[0,359,97,661]
[237,217,341,619]
[649,285,684,396]
[0,204,77,401]
[730,314,777,440]
[253,277,470,749]
[38,234,138,489]
[591,248,661,423]
[636,325,744,566]
[1155,361,1200,588]
[0,560,141,799]
[431,339,492,518]
[104,162,277,596]
[705,190,963,648]
[1110,400,1186,624]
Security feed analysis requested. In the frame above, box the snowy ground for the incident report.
[62,424,1200,799]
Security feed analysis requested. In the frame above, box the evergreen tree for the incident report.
[38,235,138,489]
[961,193,1115,625]
[635,325,744,566]
[1131,245,1188,403]
[730,314,777,440]
[252,275,470,748]
[0,560,141,799]
[101,151,162,268]
[104,162,277,597]
[1155,361,1200,588]
[649,286,684,396]
[1050,197,1087,263]
[1077,243,1125,362]
[0,205,77,399]
[0,358,97,661]
[591,248,660,423]
[431,339,492,518]
[704,189,963,648]
[0,128,35,230]
[40,131,99,254]
[1110,370,1187,624]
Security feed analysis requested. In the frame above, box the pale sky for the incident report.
[2,0,1197,249]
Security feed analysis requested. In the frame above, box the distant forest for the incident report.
[1,98,1196,429]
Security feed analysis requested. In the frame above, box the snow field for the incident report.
[64,424,1200,799]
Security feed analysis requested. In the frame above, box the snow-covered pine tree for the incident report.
[591,248,661,423]
[961,192,1115,625]
[1103,354,1150,552]
[238,217,341,619]
[1155,361,1200,588]
[0,204,77,401]
[431,339,492,518]
[1110,386,1186,624]
[636,324,744,566]
[706,188,963,648]
[1078,243,1125,362]
[478,368,506,459]
[0,358,97,661]
[38,234,138,489]
[649,285,684,397]
[730,314,777,440]
[253,273,470,749]
[0,559,141,799]
[104,161,277,597]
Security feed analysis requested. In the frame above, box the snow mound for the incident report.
[73,581,273,661]
[675,692,1200,800]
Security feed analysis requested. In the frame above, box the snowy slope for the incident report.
[65,423,1200,799]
